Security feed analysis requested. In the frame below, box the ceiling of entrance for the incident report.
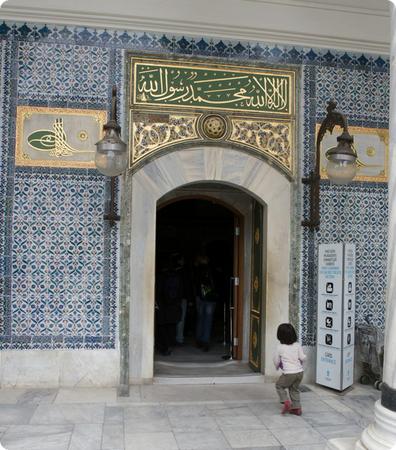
[1,0,391,53]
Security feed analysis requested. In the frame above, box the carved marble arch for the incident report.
[129,112,296,179]
[126,146,292,382]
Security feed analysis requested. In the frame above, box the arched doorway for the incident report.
[154,191,248,376]
[123,146,292,385]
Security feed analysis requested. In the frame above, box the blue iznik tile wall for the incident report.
[301,65,389,345]
[18,42,110,103]
[0,25,122,349]
[0,21,389,349]
[10,172,116,347]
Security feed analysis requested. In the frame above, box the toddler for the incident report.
[273,323,306,415]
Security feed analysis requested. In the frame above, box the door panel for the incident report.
[249,200,264,371]
[232,217,240,359]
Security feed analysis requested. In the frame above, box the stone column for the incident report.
[356,2,396,448]
[118,173,132,396]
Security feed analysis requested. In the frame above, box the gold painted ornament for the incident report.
[253,276,259,292]
[255,228,260,244]
[202,115,227,139]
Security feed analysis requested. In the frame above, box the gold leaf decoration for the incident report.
[255,228,260,245]
[230,119,292,174]
[252,331,258,348]
[253,276,259,292]
[132,115,198,165]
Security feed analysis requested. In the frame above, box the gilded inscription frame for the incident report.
[15,106,107,169]
[127,53,298,178]
[130,56,295,116]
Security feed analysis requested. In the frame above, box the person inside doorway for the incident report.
[175,254,192,346]
[155,198,236,364]
[194,253,219,352]
[155,254,184,356]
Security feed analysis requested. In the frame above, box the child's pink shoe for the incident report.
[289,408,302,416]
[281,400,291,414]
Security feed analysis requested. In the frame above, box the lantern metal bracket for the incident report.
[301,100,352,230]
[105,176,120,227]
[105,86,121,227]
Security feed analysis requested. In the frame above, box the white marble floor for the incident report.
[0,383,380,450]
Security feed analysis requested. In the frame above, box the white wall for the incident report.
[0,350,119,387]
[1,0,390,53]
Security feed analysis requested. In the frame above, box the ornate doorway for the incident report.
[119,146,292,388]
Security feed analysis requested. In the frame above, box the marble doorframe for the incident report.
[122,146,293,384]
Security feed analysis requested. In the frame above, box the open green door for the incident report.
[249,200,264,371]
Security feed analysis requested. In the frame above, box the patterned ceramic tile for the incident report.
[0,26,122,349]
[0,19,390,350]
[301,183,389,344]
[315,66,390,124]
[0,40,13,337]
[4,172,116,348]
[0,22,389,71]
[300,62,389,345]
[17,41,110,103]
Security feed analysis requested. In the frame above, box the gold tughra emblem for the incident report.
[27,118,94,158]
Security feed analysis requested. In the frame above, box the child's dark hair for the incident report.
[277,323,297,345]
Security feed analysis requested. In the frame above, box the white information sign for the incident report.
[316,243,356,391]
[342,243,356,389]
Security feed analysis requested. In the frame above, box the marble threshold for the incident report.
[153,374,266,384]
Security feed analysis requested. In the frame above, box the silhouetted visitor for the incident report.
[155,255,184,355]
[175,254,192,345]
[194,254,219,352]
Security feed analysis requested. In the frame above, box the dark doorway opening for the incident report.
[155,198,236,363]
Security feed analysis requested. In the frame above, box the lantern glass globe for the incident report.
[95,128,127,176]
[326,158,357,185]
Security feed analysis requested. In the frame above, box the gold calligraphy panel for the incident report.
[318,125,388,182]
[229,118,294,175]
[128,55,296,176]
[16,106,106,168]
[131,57,295,115]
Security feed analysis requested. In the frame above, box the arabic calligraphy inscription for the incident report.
[129,56,296,176]
[16,106,107,168]
[132,59,294,115]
